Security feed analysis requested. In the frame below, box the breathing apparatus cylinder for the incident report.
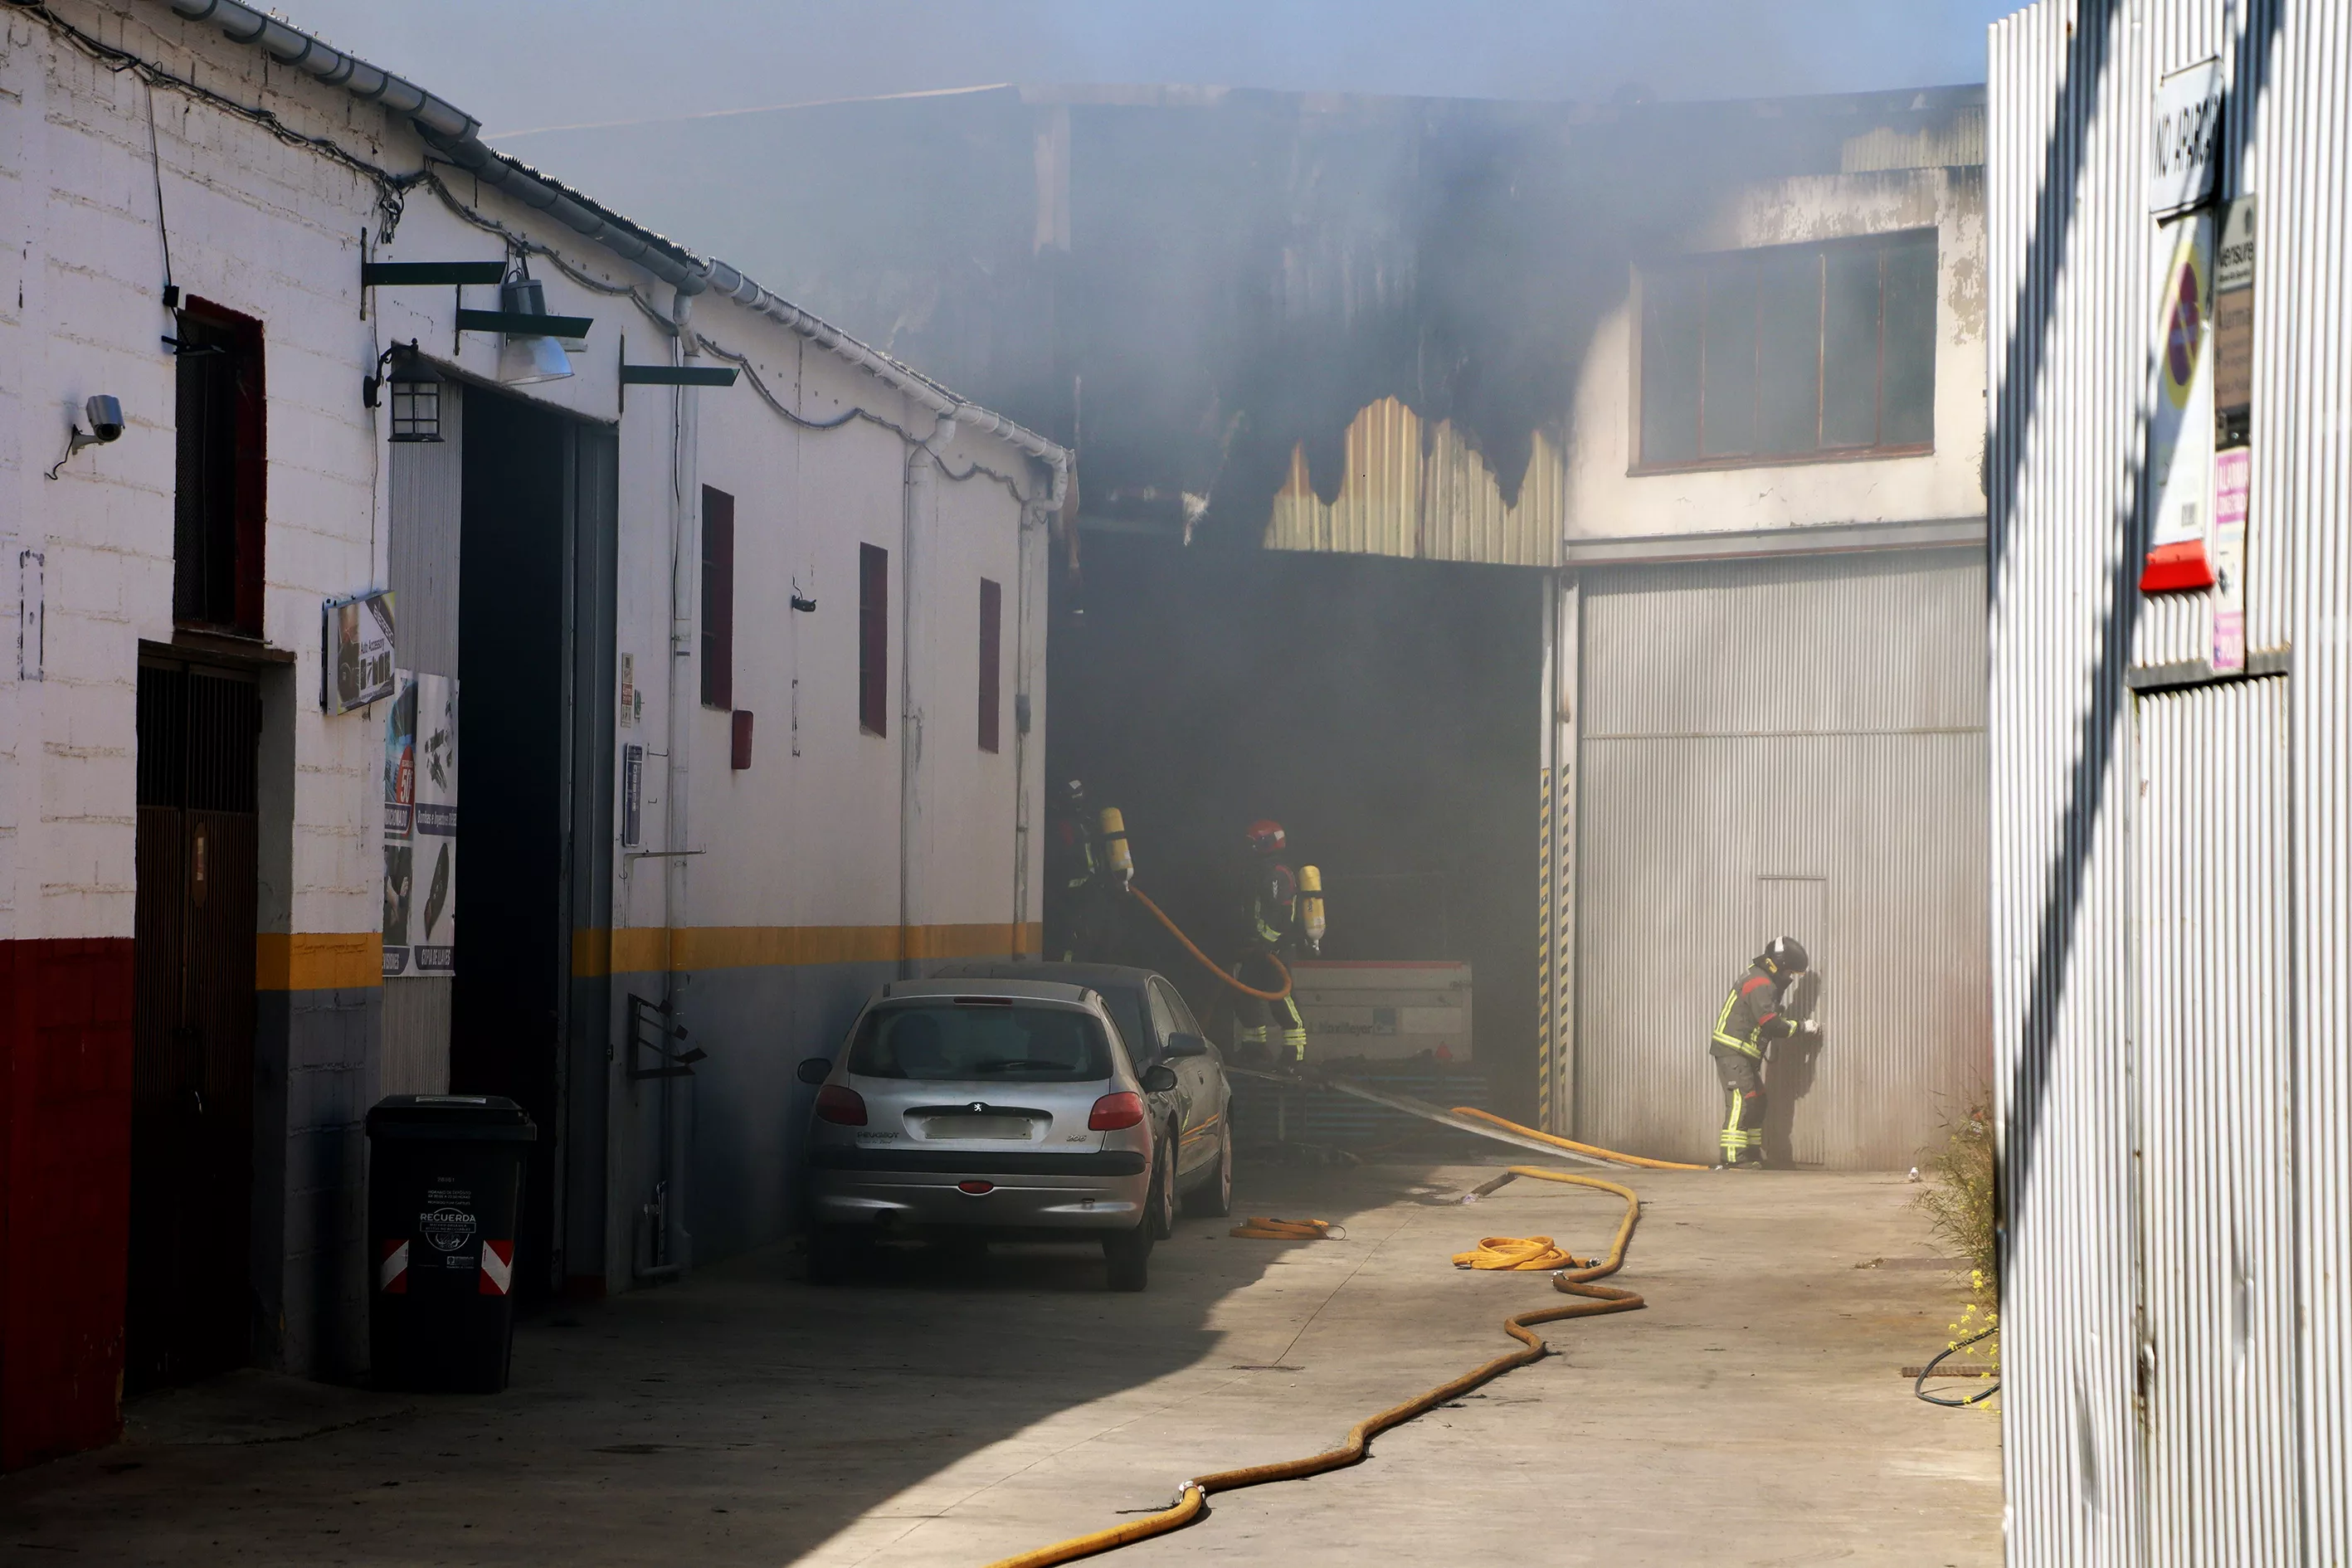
[1098,806,1135,889]
[1300,864,1326,953]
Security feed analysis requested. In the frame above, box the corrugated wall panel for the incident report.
[1574,550,1989,1170]
[1991,1,2350,1561]
[2134,678,2297,1568]
[387,377,464,676]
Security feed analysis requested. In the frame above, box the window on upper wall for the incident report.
[859,543,889,737]
[978,577,1002,754]
[173,300,266,635]
[1637,230,1937,471]
[700,486,734,709]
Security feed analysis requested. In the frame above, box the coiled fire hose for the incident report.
[1127,884,1291,1001]
[978,1163,1644,1568]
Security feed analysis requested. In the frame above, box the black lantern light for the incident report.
[366,340,443,442]
[386,343,443,443]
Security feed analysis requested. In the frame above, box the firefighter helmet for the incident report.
[1059,778,1087,809]
[1762,935,1810,976]
[1245,819,1288,855]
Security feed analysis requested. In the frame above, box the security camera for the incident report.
[84,395,124,444]
[46,393,127,480]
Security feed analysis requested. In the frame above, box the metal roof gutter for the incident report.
[154,0,1069,477]
[1561,515,1986,567]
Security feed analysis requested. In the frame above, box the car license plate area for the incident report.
[912,1113,1037,1141]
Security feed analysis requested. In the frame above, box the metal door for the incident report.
[128,661,261,1390]
[2132,675,2299,1564]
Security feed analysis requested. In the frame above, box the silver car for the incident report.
[798,977,1175,1290]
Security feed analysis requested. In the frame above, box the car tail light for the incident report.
[815,1085,868,1127]
[1088,1091,1145,1131]
[957,1180,995,1195]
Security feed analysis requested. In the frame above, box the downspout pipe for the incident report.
[898,408,958,976]
[656,287,699,1277]
[1009,454,1067,958]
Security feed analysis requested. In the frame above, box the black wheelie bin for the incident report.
[366,1093,536,1392]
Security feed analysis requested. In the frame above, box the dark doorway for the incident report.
[1046,538,1542,1117]
[128,661,261,1390]
[451,387,614,1304]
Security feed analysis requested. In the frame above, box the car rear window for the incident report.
[847,1004,1112,1083]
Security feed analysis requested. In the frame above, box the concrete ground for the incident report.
[0,1161,1999,1566]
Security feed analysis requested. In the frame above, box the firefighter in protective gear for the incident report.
[1045,779,1114,962]
[1231,819,1310,1066]
[1708,936,1818,1168]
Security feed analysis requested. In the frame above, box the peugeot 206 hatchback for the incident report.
[798,978,1176,1290]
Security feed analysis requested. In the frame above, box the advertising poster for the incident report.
[383,670,459,977]
[326,589,397,714]
[382,671,417,978]
[2140,212,2217,592]
[410,674,460,976]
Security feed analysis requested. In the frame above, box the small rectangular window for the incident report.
[700,486,734,710]
[859,543,889,737]
[173,300,266,634]
[978,577,1002,754]
[1636,231,1936,470]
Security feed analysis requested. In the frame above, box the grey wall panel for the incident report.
[378,977,451,1095]
[387,378,464,677]
[1574,549,1989,1171]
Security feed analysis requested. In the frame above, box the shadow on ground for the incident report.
[0,1157,1454,1566]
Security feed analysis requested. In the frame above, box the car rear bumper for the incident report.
[806,1152,1149,1232]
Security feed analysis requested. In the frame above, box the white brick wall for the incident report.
[2,0,1051,953]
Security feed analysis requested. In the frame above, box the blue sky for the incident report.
[278,1,2017,141]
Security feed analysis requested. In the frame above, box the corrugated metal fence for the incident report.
[1989,1,2350,1561]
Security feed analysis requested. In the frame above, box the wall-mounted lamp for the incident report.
[365,341,445,443]
[45,395,124,480]
[494,277,573,387]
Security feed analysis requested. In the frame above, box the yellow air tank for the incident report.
[1300,864,1326,953]
[1098,806,1135,889]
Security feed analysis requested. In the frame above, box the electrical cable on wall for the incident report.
[17,0,1054,497]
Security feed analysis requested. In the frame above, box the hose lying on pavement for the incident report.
[1228,1216,1346,1241]
[1448,1106,1709,1172]
[977,1164,1644,1568]
[1913,1324,2001,1407]
[1126,884,1292,1001]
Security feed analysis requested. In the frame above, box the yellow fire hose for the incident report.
[1448,1106,1709,1172]
[979,1164,1644,1568]
[1227,1216,1346,1240]
[1127,884,1292,1001]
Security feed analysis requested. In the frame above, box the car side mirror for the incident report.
[796,1057,833,1086]
[1139,1063,1180,1093]
[1160,1032,1209,1059]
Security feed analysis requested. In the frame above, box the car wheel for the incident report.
[1183,1127,1233,1219]
[1148,1133,1179,1239]
[1103,1219,1152,1292]
[807,1225,859,1287]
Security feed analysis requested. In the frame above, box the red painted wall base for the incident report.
[0,937,135,1470]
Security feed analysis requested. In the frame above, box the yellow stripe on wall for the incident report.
[572,923,1044,978]
[256,932,384,991]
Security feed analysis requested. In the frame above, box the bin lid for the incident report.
[367,1093,538,1142]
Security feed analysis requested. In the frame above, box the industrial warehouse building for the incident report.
[0,0,1062,1466]
[1989,1,2349,1561]
[540,83,1994,1169]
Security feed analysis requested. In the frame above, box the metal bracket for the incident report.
[627,993,707,1081]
